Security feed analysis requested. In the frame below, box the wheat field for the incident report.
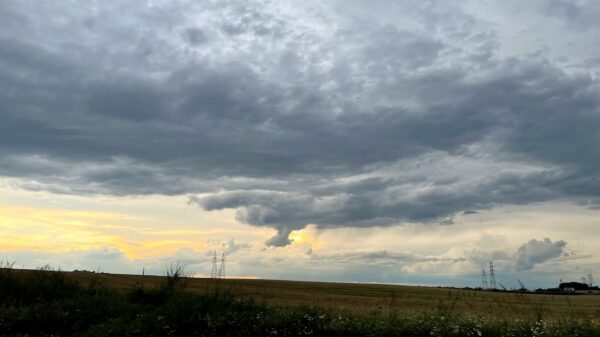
[59,270,600,321]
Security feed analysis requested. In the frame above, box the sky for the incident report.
[0,0,599,289]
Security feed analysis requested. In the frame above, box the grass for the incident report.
[1,264,600,336]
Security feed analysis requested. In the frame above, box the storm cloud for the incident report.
[1,0,599,245]
[514,238,568,271]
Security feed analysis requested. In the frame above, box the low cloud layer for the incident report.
[309,237,570,273]
[0,235,573,288]
[1,0,599,245]
[514,238,568,271]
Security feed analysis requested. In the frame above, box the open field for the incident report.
[3,267,600,336]
[23,269,600,321]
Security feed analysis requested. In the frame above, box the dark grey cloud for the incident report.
[1,0,599,245]
[545,0,600,29]
[86,81,169,121]
[183,28,208,46]
[546,0,581,20]
[514,238,567,271]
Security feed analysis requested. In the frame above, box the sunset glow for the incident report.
[0,0,599,288]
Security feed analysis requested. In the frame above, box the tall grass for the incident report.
[0,263,599,337]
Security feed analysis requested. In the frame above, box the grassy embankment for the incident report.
[1,263,600,336]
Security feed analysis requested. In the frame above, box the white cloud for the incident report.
[513,238,567,271]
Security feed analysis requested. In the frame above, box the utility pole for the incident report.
[489,261,497,289]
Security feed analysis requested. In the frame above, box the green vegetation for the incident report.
[1,263,600,336]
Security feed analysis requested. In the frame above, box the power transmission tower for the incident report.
[482,266,488,288]
[588,273,594,287]
[489,261,497,289]
[210,250,218,279]
[218,252,226,279]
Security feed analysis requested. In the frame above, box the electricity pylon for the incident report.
[210,250,218,278]
[489,261,497,289]
[218,252,226,279]
[482,266,488,288]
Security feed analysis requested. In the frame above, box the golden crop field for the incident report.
[54,270,600,322]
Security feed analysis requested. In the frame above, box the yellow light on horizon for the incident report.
[0,203,165,259]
